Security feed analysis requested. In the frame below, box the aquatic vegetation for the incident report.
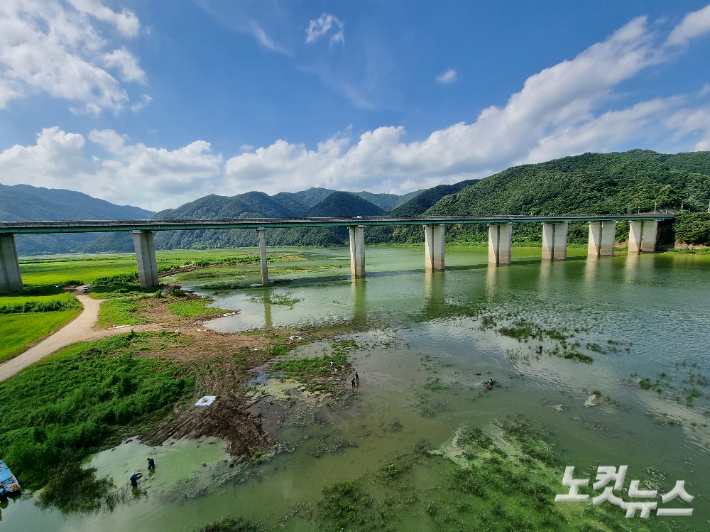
[37,458,118,514]
[424,376,449,391]
[168,298,229,317]
[196,516,262,532]
[248,292,301,308]
[563,351,594,364]
[317,481,377,531]
[271,343,349,379]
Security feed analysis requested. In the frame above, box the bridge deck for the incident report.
[0,214,674,234]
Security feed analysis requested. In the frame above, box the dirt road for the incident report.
[0,290,159,382]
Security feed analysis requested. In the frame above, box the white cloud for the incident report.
[67,0,139,37]
[666,3,710,46]
[222,16,675,194]
[104,47,146,83]
[436,68,457,84]
[665,107,710,150]
[306,14,344,45]
[248,20,291,55]
[3,8,710,211]
[130,94,151,113]
[0,128,222,210]
[0,0,145,113]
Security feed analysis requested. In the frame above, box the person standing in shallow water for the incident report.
[147,457,155,470]
[351,378,355,388]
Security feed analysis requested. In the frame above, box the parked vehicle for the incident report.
[82,285,90,293]
[0,461,21,497]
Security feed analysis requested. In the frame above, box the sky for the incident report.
[1,1,710,212]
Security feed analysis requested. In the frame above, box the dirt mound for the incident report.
[145,393,273,456]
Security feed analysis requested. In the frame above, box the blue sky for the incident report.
[1,1,710,211]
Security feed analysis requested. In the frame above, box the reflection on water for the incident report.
[5,247,710,531]
[351,279,366,325]
[262,286,272,329]
[424,271,445,314]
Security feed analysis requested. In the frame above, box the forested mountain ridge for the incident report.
[86,190,390,251]
[621,149,710,177]
[0,183,153,255]
[306,192,385,217]
[422,152,710,245]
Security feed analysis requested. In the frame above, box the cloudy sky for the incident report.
[1,0,710,211]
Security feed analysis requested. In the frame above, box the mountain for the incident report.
[389,180,480,216]
[425,152,710,245]
[10,149,710,254]
[86,189,390,251]
[354,190,423,211]
[306,192,385,217]
[0,183,153,255]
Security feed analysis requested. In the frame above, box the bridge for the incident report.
[0,214,674,292]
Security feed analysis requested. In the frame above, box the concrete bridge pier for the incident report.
[588,222,602,257]
[542,222,569,260]
[423,224,445,271]
[0,234,23,293]
[488,223,512,265]
[600,221,617,256]
[132,230,159,288]
[628,221,643,254]
[349,225,366,279]
[257,227,269,285]
[641,220,659,253]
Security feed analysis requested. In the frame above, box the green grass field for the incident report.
[0,291,77,307]
[19,256,138,285]
[96,298,149,327]
[18,250,301,286]
[0,309,82,363]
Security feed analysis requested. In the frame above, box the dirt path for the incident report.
[0,289,160,382]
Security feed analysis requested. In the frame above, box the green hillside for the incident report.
[622,149,710,177]
[390,180,480,216]
[87,191,387,252]
[425,152,709,245]
[0,183,153,255]
[306,192,385,217]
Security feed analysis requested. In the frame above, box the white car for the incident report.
[82,285,90,293]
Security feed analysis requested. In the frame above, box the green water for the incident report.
[4,247,710,530]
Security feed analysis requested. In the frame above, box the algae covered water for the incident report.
[3,247,710,531]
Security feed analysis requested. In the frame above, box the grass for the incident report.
[0,309,82,363]
[96,298,148,327]
[0,332,193,492]
[20,256,140,286]
[0,291,76,307]
[168,298,229,317]
[0,291,81,314]
[19,250,308,287]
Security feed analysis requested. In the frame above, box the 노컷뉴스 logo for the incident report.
[555,466,694,518]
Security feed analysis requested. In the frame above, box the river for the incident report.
[4,247,709,531]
